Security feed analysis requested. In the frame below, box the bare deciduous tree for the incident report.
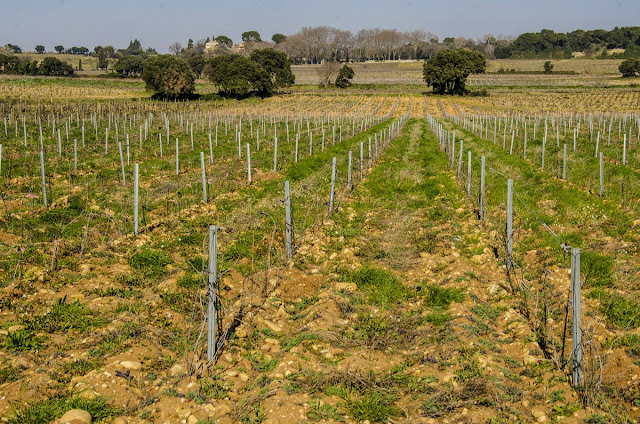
[278,26,459,64]
[169,42,183,56]
[316,61,340,88]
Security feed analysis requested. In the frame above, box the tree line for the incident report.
[141,48,294,99]
[495,27,640,59]
[276,26,640,63]
[0,55,73,76]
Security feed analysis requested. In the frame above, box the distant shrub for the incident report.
[619,58,640,77]
[38,57,74,76]
[141,55,195,99]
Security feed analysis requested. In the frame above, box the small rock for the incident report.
[119,361,142,371]
[77,390,97,400]
[239,372,250,382]
[187,415,199,424]
[60,409,92,424]
[335,282,357,292]
[112,418,127,424]
[260,343,272,352]
[262,320,282,333]
[8,325,24,333]
[531,407,546,423]
[170,364,185,376]
[215,403,232,415]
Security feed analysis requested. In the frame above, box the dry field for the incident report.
[1,75,640,423]
[19,53,99,70]
[293,58,628,86]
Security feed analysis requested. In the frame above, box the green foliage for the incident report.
[7,395,120,424]
[615,334,640,357]
[38,57,74,76]
[414,231,438,253]
[141,55,196,98]
[89,322,142,358]
[423,48,486,95]
[424,284,465,309]
[249,48,295,88]
[241,31,262,43]
[204,54,273,98]
[186,54,206,77]
[215,35,232,46]
[281,333,320,351]
[65,46,89,55]
[128,248,172,278]
[346,266,410,307]
[60,359,100,379]
[29,297,97,333]
[271,33,286,44]
[307,399,343,422]
[114,56,145,78]
[54,45,64,53]
[354,314,392,343]
[35,45,45,54]
[186,376,232,403]
[543,61,553,74]
[335,64,355,88]
[619,58,640,77]
[471,302,500,321]
[585,414,609,424]
[120,39,145,56]
[177,273,202,289]
[423,311,453,327]
[0,365,22,384]
[588,289,640,328]
[344,391,399,422]
[5,44,21,53]
[454,355,484,382]
[4,329,43,351]
[581,251,614,287]
[97,49,108,70]
[247,352,279,372]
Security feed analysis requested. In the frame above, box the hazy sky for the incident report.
[2,0,638,53]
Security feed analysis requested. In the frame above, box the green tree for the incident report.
[54,45,64,54]
[242,31,262,43]
[187,54,206,77]
[38,57,74,76]
[543,61,553,74]
[272,33,286,44]
[249,48,294,88]
[141,55,195,98]
[203,54,272,98]
[187,39,194,50]
[97,49,108,70]
[335,64,355,88]
[35,45,45,54]
[114,56,145,78]
[423,48,486,95]
[215,35,233,47]
[121,39,144,56]
[6,44,22,53]
[619,58,640,77]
